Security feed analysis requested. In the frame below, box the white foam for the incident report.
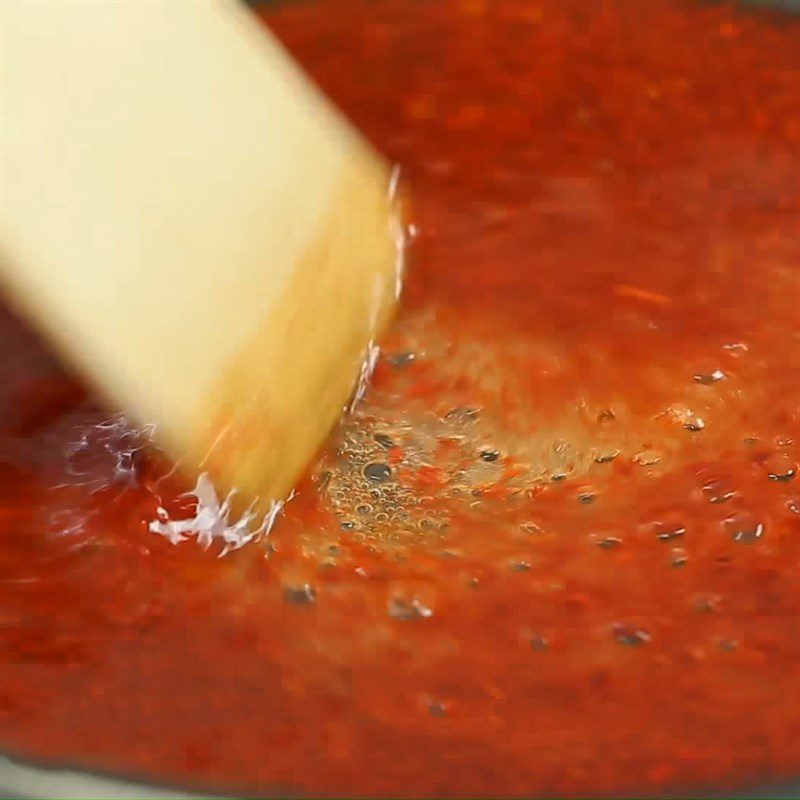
[148,473,284,556]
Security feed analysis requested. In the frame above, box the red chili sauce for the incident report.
[1,1,799,796]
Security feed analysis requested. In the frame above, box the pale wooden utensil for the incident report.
[0,0,403,513]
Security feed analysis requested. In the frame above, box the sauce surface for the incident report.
[1,1,799,796]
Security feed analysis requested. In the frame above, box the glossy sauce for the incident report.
[1,1,799,796]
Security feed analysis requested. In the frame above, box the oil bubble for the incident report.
[283,584,317,605]
[670,548,688,568]
[364,462,392,482]
[596,536,622,549]
[724,512,765,544]
[613,624,650,646]
[388,597,433,621]
[693,369,725,385]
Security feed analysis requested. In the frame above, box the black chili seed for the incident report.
[364,462,392,482]
[479,449,500,462]
[578,492,596,505]
[684,418,706,432]
[282,584,317,606]
[551,473,567,482]
[374,432,396,449]
[340,520,356,531]
[597,408,616,422]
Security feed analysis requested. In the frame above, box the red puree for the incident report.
[1,1,799,796]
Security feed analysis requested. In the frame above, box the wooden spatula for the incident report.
[0,0,403,514]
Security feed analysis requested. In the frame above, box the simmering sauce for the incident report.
[1,1,799,796]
